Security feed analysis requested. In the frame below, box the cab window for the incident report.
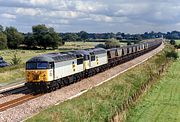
[83,55,90,60]
[77,58,83,65]
[26,63,36,69]
[49,62,54,68]
[91,55,95,61]
[37,62,48,69]
[26,62,49,69]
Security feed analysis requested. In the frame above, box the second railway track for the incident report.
[0,85,37,112]
[0,93,43,112]
[0,86,30,99]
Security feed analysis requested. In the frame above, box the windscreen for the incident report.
[26,63,36,69]
[37,62,48,69]
[26,62,48,69]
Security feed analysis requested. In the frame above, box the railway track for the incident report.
[0,85,37,112]
[0,86,30,99]
[0,93,43,111]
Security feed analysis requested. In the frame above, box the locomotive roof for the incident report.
[85,48,106,55]
[27,55,55,62]
[27,52,77,63]
[27,48,107,63]
[74,50,90,55]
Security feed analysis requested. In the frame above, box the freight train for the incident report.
[25,39,162,92]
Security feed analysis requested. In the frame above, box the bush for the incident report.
[105,38,121,48]
[10,52,21,65]
[165,50,179,60]
[127,41,131,45]
[95,44,106,48]
[175,44,180,49]
[170,39,176,45]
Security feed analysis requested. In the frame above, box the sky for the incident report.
[0,0,180,33]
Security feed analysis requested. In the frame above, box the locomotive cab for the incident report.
[74,50,91,70]
[26,56,54,83]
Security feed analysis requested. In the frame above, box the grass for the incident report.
[59,41,105,50]
[0,68,25,86]
[126,52,180,122]
[0,49,60,64]
[26,45,172,122]
[175,40,180,45]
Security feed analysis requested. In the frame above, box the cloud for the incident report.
[88,14,113,22]
[46,10,83,19]
[16,8,42,16]
[1,13,16,19]
[0,0,180,33]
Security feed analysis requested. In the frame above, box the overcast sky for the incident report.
[0,0,180,33]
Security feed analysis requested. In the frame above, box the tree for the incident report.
[79,31,88,41]
[50,32,62,49]
[24,33,37,49]
[32,24,48,34]
[0,32,8,49]
[170,39,176,45]
[31,24,63,49]
[43,34,53,49]
[0,25,3,32]
[105,38,120,48]
[5,27,24,49]
[63,33,79,41]
[32,24,48,48]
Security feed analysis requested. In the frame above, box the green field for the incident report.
[126,52,180,122]
[60,41,105,50]
[175,40,180,45]
[0,50,59,64]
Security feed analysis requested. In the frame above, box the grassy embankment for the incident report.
[27,45,174,122]
[175,40,180,45]
[126,51,180,122]
[0,42,103,85]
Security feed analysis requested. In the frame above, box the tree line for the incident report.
[0,24,91,50]
[1,24,180,50]
[0,24,63,50]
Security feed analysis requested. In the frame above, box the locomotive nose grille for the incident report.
[33,74,40,80]
[26,70,48,82]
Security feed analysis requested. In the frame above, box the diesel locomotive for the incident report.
[25,39,162,92]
